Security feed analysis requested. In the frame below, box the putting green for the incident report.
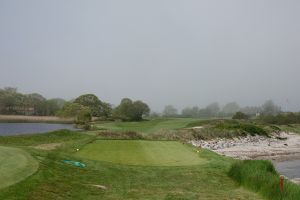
[0,146,38,189]
[75,140,205,166]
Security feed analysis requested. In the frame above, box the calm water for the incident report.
[275,160,300,179]
[0,123,78,136]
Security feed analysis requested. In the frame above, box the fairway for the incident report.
[94,118,199,133]
[0,146,38,189]
[76,140,205,166]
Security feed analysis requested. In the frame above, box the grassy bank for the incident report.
[0,115,73,123]
[92,118,276,141]
[229,160,300,200]
[0,130,263,200]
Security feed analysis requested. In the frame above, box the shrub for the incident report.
[232,112,249,120]
[96,131,144,140]
[259,113,300,125]
[215,120,268,136]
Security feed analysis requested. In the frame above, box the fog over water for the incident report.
[1,0,299,112]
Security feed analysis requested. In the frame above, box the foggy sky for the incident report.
[1,0,300,112]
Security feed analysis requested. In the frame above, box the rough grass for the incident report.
[75,140,205,166]
[229,160,300,200]
[276,124,300,134]
[0,146,38,189]
[93,118,198,133]
[0,130,90,146]
[90,118,278,141]
[186,119,271,140]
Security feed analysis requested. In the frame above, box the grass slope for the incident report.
[0,148,263,200]
[0,146,38,189]
[94,118,198,133]
[0,129,265,199]
[229,160,300,200]
[75,140,205,166]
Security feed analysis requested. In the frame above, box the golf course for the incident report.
[0,118,300,200]
[0,146,38,189]
[75,140,205,166]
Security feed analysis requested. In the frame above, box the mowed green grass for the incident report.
[75,140,205,166]
[0,130,264,200]
[0,146,38,189]
[94,118,199,133]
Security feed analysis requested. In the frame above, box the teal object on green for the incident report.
[63,160,86,168]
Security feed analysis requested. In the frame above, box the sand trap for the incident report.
[34,143,63,150]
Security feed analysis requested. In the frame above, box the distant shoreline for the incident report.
[0,115,73,124]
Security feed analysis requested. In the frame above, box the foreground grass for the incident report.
[0,130,263,200]
[0,146,38,189]
[0,151,263,200]
[75,140,205,166]
[229,160,300,200]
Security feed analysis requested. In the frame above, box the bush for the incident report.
[232,112,249,120]
[259,113,300,125]
[215,120,268,136]
[96,131,144,140]
[229,160,300,200]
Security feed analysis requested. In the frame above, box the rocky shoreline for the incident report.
[190,132,300,161]
[190,132,300,184]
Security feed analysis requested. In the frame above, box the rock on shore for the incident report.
[190,132,300,161]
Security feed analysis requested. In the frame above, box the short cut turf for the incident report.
[75,140,205,166]
[0,146,38,189]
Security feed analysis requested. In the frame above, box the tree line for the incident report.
[160,100,282,118]
[0,87,65,116]
[0,87,150,123]
[1,87,284,123]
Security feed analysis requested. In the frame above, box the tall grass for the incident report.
[229,160,300,200]
[186,119,270,140]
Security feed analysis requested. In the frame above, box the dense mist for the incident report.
[1,0,299,112]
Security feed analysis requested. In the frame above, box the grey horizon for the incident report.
[1,0,299,112]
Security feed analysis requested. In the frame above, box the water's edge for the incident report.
[275,159,300,184]
[0,123,78,136]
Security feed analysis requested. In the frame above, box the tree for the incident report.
[149,112,161,118]
[131,100,150,121]
[74,94,112,117]
[240,106,261,116]
[163,105,178,117]
[57,102,91,123]
[261,100,281,115]
[113,98,133,120]
[27,93,47,115]
[44,98,66,116]
[0,87,67,116]
[181,106,199,118]
[113,98,150,121]
[222,102,240,115]
[205,102,220,117]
